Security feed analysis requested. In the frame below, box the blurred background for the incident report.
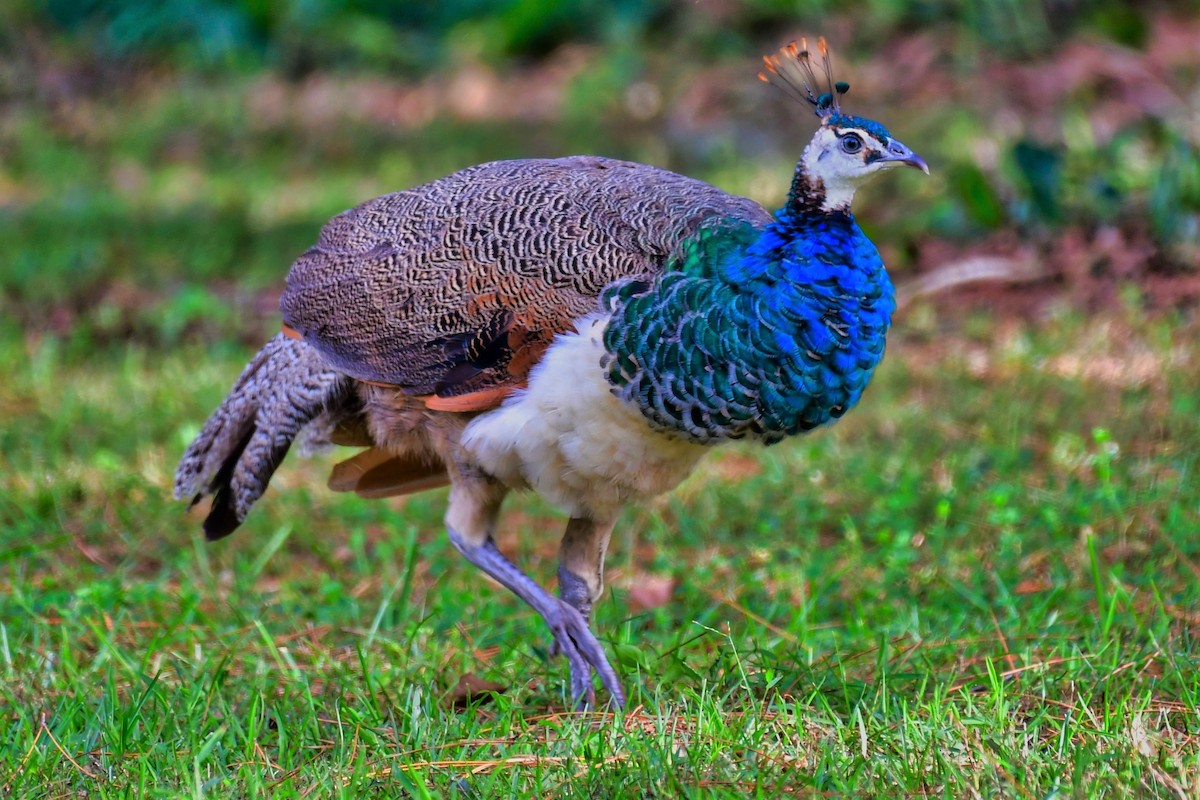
[3,0,1198,354]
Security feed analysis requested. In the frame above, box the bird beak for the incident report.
[882,139,929,174]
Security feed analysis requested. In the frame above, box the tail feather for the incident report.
[175,333,358,539]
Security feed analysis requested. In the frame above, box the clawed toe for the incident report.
[546,600,625,709]
[547,608,589,659]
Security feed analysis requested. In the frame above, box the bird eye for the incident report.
[840,134,863,154]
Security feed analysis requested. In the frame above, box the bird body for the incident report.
[175,40,927,708]
[462,312,711,520]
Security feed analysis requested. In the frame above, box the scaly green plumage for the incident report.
[602,203,895,445]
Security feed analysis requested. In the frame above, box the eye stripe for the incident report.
[836,127,887,147]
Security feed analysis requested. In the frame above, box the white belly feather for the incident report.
[462,313,710,519]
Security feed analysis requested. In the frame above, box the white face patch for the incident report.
[800,125,892,212]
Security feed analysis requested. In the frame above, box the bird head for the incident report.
[759,38,928,213]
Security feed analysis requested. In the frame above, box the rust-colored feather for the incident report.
[424,386,516,412]
[328,447,449,498]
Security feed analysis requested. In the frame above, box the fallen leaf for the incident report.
[1014,578,1052,595]
[445,673,507,709]
[628,575,676,612]
[1130,712,1160,758]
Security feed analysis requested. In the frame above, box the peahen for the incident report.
[174,39,927,708]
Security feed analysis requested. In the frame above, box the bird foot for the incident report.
[543,598,624,710]
[447,527,624,710]
[548,578,591,659]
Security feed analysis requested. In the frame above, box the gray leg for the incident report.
[556,516,616,623]
[445,478,625,709]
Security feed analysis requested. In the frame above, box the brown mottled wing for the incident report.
[281,156,772,404]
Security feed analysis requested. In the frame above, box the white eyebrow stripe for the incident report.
[836,127,888,146]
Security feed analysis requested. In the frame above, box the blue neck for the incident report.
[602,204,895,444]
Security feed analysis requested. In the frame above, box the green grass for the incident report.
[2,306,1198,797]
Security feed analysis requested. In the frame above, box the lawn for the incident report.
[5,298,1199,797]
[2,4,1199,796]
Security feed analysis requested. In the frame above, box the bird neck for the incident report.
[786,143,856,216]
[601,209,895,444]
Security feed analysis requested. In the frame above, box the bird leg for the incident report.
[444,478,625,709]
[553,515,615,634]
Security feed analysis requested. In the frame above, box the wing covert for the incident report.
[280,156,772,405]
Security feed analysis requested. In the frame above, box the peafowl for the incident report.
[174,39,927,708]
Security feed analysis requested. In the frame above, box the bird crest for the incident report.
[758,37,850,120]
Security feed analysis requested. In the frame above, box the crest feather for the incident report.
[758,36,850,119]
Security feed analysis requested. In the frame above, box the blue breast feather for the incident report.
[601,209,895,444]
